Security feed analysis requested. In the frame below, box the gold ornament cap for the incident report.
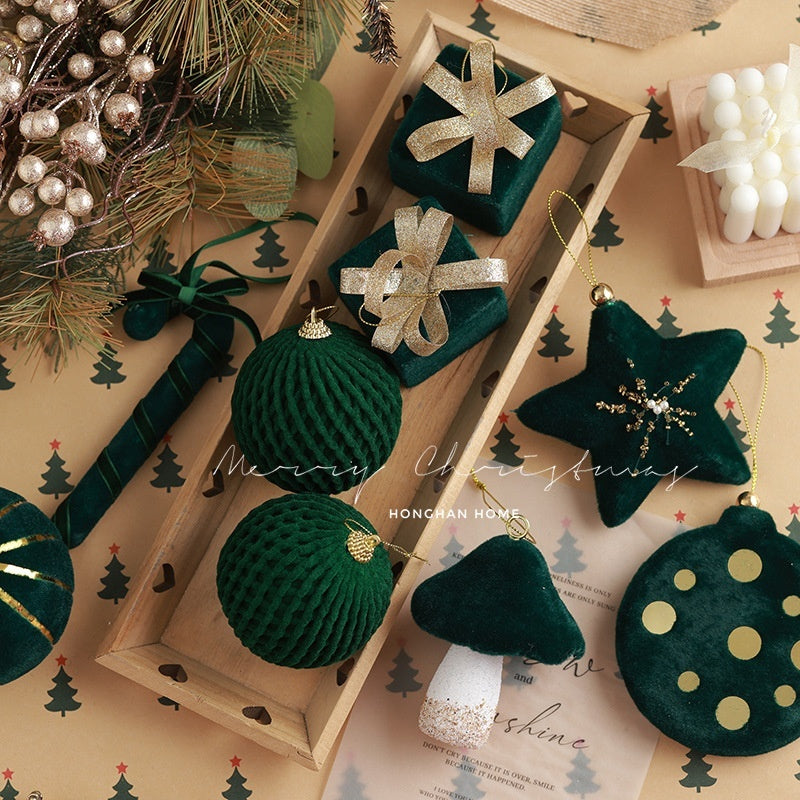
[298,307,332,340]
[590,283,615,306]
[737,491,761,508]
[346,527,380,563]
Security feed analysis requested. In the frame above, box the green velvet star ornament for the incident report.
[516,300,750,527]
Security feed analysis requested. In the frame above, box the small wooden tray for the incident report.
[670,71,800,286]
[97,12,647,770]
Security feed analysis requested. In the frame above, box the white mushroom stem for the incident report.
[418,643,503,749]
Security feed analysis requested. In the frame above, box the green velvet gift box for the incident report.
[388,43,562,236]
[328,196,508,387]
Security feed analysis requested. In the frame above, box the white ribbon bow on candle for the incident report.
[679,44,800,173]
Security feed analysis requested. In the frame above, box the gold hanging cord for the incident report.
[470,468,535,543]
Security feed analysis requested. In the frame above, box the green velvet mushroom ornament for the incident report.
[411,509,584,749]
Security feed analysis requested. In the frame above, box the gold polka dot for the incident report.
[642,601,677,634]
[791,642,800,670]
[716,696,750,730]
[674,569,696,591]
[784,596,800,617]
[728,627,762,660]
[727,549,762,582]
[677,671,700,692]
[775,685,796,707]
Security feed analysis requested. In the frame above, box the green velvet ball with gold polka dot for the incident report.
[616,504,800,756]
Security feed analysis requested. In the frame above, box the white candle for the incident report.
[782,124,800,148]
[736,67,765,97]
[765,63,789,93]
[719,181,734,214]
[754,179,788,238]
[701,72,736,131]
[714,100,742,130]
[754,150,782,179]
[742,95,770,124]
[724,184,759,243]
[784,147,800,174]
[772,91,799,122]
[782,175,800,233]
[726,162,754,185]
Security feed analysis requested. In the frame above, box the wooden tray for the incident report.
[97,12,647,770]
[670,71,800,286]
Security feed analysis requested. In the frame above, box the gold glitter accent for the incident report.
[0,561,72,592]
[0,498,24,521]
[677,671,700,692]
[783,596,800,617]
[595,360,697,465]
[641,601,676,634]
[418,696,494,749]
[0,586,54,644]
[0,533,61,555]
[728,549,762,583]
[716,696,750,730]
[405,40,556,194]
[298,307,332,340]
[791,641,800,670]
[728,626,762,660]
[674,569,696,591]
[775,685,796,707]
[346,528,380,564]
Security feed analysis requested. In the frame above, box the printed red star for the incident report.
[724,398,735,410]
[552,304,559,314]
[561,517,572,528]
[675,510,687,523]
[774,288,784,299]
[646,86,657,96]
[447,523,457,534]
[55,654,67,666]
[109,543,121,555]
[116,763,128,774]
[230,756,242,768]
[162,433,172,444]
[2,769,13,781]
[498,412,509,424]
[49,438,61,450]
[660,295,671,307]
[790,504,800,516]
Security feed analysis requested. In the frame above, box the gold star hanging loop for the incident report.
[596,359,697,469]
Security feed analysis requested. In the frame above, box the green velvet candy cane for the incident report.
[53,216,315,548]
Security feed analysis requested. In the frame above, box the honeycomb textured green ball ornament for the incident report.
[216,493,393,668]
[231,320,402,494]
[0,487,73,684]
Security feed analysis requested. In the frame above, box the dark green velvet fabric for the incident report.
[516,300,750,527]
[328,196,508,387]
[388,44,562,235]
[616,505,800,756]
[53,308,233,547]
[231,321,402,493]
[411,534,585,663]
[216,494,393,669]
[0,488,73,684]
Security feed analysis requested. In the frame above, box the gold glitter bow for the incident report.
[679,44,800,173]
[406,39,557,194]
[339,206,507,356]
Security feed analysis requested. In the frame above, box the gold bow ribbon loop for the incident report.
[679,44,800,173]
[339,206,507,357]
[406,39,557,195]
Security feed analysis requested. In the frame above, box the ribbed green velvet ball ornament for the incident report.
[231,317,402,494]
[0,487,74,684]
[216,493,393,668]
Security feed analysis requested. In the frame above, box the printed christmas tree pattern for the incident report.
[764,289,799,348]
[44,655,81,716]
[97,543,130,604]
[552,518,587,579]
[336,763,370,800]
[722,399,749,453]
[565,750,600,798]
[787,504,800,543]
[150,435,185,493]
[641,87,672,143]
[222,757,251,800]
[253,224,289,271]
[693,19,721,34]
[795,758,800,780]
[0,770,17,800]
[440,527,464,568]
[451,767,486,800]
[108,764,137,800]
[216,352,238,382]
[385,646,422,697]
[538,305,574,362]
[39,439,74,500]
[0,354,14,390]
[353,28,371,53]
[656,296,682,338]
[143,233,177,275]
[502,655,536,688]
[590,206,623,251]
[490,413,524,467]
[468,2,499,39]
[91,344,126,389]
[678,750,717,792]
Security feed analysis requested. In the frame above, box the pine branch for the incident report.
[362,0,398,64]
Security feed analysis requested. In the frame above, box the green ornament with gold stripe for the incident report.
[0,487,73,684]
